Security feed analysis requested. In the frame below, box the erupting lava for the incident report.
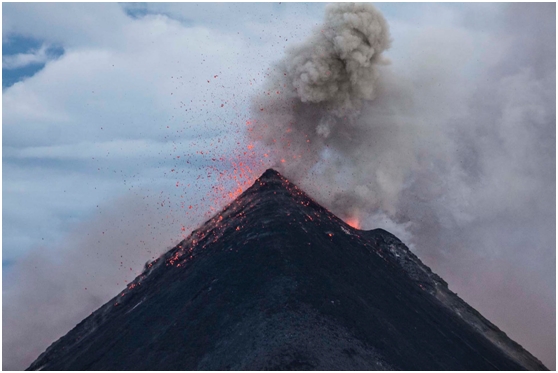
[345,216,361,229]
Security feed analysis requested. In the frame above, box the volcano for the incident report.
[27,169,546,370]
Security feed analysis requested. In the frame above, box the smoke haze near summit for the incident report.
[250,3,555,367]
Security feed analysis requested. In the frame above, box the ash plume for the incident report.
[250,3,419,222]
[279,2,390,113]
[250,3,392,181]
[250,2,555,368]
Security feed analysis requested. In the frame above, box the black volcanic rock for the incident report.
[28,169,546,370]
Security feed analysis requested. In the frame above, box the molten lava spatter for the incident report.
[27,169,547,371]
[345,216,361,229]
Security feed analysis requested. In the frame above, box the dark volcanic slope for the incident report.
[28,169,546,370]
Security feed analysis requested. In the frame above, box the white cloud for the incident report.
[1,2,321,262]
[2,3,130,48]
[5,140,179,159]
[3,44,50,69]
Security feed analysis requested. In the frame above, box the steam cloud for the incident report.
[251,2,555,368]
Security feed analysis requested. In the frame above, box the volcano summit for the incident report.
[28,169,546,370]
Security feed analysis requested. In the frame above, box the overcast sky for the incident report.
[2,2,555,370]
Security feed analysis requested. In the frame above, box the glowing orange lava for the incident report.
[345,217,360,229]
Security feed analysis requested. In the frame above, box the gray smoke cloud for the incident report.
[250,2,555,368]
[282,2,390,113]
[250,3,420,221]
[250,3,393,180]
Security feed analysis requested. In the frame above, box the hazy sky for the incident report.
[3,2,555,370]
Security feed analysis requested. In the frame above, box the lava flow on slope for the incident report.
[27,169,547,370]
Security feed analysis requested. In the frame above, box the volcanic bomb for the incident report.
[27,169,547,370]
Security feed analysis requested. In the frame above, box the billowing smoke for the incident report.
[250,2,555,368]
[250,3,393,184]
[249,3,421,223]
[278,3,390,113]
